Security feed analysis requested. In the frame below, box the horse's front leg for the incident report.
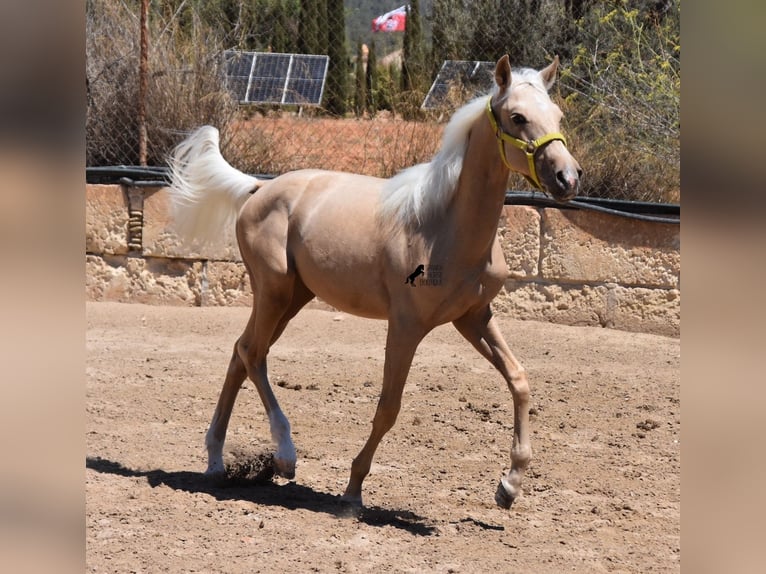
[341,319,426,506]
[453,306,531,509]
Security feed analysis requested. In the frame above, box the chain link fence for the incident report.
[86,0,680,202]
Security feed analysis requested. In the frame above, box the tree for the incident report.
[401,0,427,93]
[324,0,348,115]
[431,0,470,70]
[365,40,378,115]
[466,0,509,62]
[298,0,324,54]
[255,0,300,53]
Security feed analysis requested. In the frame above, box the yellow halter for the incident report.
[485,97,567,191]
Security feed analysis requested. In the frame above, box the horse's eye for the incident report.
[511,114,527,125]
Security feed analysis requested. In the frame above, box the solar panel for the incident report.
[222,51,250,102]
[284,56,330,105]
[422,60,495,109]
[223,51,329,106]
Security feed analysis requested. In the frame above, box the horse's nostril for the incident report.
[556,168,580,191]
[577,168,583,179]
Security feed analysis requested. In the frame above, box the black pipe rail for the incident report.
[87,166,679,224]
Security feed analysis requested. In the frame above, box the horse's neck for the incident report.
[447,118,509,260]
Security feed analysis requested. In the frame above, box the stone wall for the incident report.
[86,184,680,336]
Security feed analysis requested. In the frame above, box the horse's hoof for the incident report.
[494,476,518,509]
[203,466,225,485]
[274,457,296,479]
[340,492,363,507]
[337,494,363,518]
[204,468,224,477]
[205,460,225,476]
[340,483,363,507]
[340,492,362,505]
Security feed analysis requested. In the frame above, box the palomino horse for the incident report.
[167,55,581,509]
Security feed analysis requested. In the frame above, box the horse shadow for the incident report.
[86,456,437,536]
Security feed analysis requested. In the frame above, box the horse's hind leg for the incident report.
[205,276,314,478]
[453,306,531,509]
[239,274,315,478]
[205,320,251,475]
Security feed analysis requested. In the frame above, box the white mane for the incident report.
[378,95,489,229]
[379,68,544,229]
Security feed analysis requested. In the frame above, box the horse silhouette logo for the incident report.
[405,264,425,286]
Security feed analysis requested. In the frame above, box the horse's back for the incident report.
[243,169,381,215]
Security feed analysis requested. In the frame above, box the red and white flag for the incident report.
[371,5,407,32]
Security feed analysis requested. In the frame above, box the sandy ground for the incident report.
[86,302,680,573]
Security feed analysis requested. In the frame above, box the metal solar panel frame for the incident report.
[223,50,329,107]
[422,60,495,110]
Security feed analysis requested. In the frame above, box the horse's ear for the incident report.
[495,54,511,91]
[540,55,560,91]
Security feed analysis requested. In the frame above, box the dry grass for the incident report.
[228,112,444,178]
[227,110,680,205]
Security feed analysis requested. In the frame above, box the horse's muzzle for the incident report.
[551,166,581,202]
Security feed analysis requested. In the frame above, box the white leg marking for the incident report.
[269,409,296,477]
[205,416,225,474]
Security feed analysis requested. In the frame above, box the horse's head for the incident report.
[487,55,582,202]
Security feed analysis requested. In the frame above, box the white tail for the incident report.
[166,126,262,246]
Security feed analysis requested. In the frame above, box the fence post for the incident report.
[138,0,149,166]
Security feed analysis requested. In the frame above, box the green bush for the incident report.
[559,1,680,203]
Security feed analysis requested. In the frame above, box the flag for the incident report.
[371,5,407,33]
